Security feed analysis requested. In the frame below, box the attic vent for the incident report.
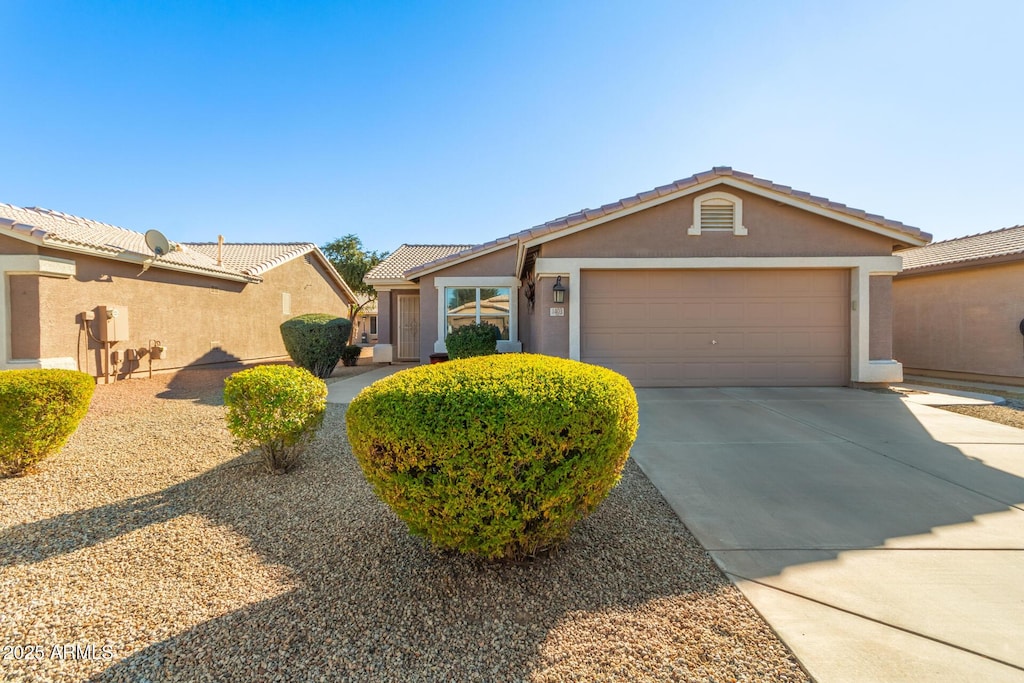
[689,191,747,236]
[700,199,735,231]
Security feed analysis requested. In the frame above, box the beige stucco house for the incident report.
[893,225,1024,385]
[366,168,930,387]
[1,203,356,380]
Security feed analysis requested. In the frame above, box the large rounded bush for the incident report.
[445,322,500,359]
[346,354,639,561]
[0,369,95,477]
[223,365,327,474]
[280,314,353,378]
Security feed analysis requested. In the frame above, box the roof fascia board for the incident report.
[307,247,357,303]
[372,284,420,292]
[522,177,928,250]
[364,277,419,287]
[403,242,517,279]
[715,177,929,246]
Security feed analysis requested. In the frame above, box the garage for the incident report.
[581,269,850,387]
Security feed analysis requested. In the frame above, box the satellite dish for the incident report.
[145,230,171,257]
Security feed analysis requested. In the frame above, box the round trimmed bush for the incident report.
[445,322,500,359]
[223,365,327,474]
[340,344,362,367]
[346,354,639,561]
[280,314,353,378]
[0,369,95,477]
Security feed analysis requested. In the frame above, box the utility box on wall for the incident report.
[98,305,129,342]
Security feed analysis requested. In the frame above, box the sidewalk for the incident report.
[325,364,411,403]
[893,383,1006,406]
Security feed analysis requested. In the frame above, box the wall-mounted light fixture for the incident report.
[552,275,566,304]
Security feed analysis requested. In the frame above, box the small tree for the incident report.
[321,235,389,343]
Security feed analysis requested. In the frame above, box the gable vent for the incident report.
[689,191,747,236]
[700,199,735,231]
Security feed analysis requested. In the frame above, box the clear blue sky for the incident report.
[2,1,1022,252]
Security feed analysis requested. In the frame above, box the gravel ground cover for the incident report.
[1,367,809,682]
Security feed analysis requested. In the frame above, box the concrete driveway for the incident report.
[632,387,1024,682]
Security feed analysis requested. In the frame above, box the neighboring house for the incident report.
[351,295,379,345]
[1,203,356,380]
[365,167,930,387]
[893,225,1024,385]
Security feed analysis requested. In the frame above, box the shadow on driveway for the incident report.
[630,386,1024,679]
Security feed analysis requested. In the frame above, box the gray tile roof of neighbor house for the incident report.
[0,203,355,299]
[184,242,318,277]
[366,244,475,280]
[899,224,1024,271]
[402,167,931,278]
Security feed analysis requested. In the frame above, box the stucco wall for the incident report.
[530,274,570,358]
[893,261,1024,380]
[9,274,41,359]
[417,246,518,362]
[542,188,896,259]
[26,248,351,378]
[869,275,893,361]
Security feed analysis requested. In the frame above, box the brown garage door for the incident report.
[581,270,850,387]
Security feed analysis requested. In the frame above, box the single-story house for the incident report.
[365,167,931,387]
[1,203,356,380]
[893,225,1024,385]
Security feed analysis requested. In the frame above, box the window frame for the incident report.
[433,276,522,354]
[444,286,511,340]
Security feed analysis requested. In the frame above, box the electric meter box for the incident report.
[98,305,129,342]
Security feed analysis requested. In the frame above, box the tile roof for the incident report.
[366,244,475,280]
[898,225,1024,271]
[403,167,931,278]
[0,203,352,299]
[184,242,317,277]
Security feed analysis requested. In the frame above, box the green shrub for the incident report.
[223,365,327,474]
[280,314,353,378]
[346,354,638,561]
[340,345,362,367]
[445,322,500,359]
[0,369,95,477]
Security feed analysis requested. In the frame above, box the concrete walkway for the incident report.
[631,386,1024,682]
[325,364,411,404]
[893,383,1006,406]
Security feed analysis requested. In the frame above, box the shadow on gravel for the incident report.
[88,457,744,681]
[3,401,788,682]
[155,350,251,405]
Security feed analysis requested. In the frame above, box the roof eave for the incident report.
[307,247,358,304]
[897,251,1024,277]
[2,228,261,283]
[403,241,518,279]
[522,176,930,250]
[363,276,419,288]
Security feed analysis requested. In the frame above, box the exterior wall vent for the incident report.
[689,191,747,236]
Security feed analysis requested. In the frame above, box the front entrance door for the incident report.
[397,295,420,361]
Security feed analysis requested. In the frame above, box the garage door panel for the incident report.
[649,333,680,353]
[581,269,849,387]
[747,302,780,324]
[745,332,780,351]
[680,302,713,323]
